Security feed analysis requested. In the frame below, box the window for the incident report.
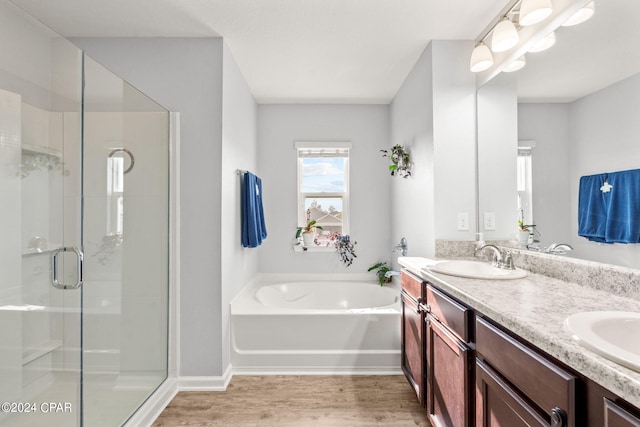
[517,140,535,227]
[296,141,351,243]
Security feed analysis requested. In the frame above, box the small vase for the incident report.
[302,232,315,246]
[517,231,531,248]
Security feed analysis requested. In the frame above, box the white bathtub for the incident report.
[230,277,402,374]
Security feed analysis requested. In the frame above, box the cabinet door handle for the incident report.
[551,407,566,427]
[416,297,429,314]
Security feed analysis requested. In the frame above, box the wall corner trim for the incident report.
[178,365,233,391]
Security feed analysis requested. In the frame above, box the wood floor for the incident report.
[152,375,432,426]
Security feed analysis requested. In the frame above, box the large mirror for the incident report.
[477,0,640,269]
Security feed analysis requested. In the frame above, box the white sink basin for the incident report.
[425,260,527,280]
[564,311,640,372]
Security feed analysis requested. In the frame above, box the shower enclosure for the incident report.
[0,1,170,425]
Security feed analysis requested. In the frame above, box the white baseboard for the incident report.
[178,364,233,391]
[124,377,178,427]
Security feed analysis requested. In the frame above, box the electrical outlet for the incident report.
[484,212,496,230]
[457,212,469,231]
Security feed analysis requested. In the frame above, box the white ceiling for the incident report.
[9,0,507,104]
[10,0,638,104]
[515,0,640,103]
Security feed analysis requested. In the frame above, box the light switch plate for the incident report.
[457,212,469,231]
[484,212,496,230]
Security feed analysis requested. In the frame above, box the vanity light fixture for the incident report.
[519,0,553,26]
[528,31,556,53]
[561,1,595,27]
[503,55,526,72]
[491,18,520,52]
[470,42,494,72]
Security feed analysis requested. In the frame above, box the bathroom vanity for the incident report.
[399,257,640,427]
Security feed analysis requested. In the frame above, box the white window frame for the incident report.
[296,141,351,238]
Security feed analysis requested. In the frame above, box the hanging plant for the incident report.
[380,144,412,178]
[327,233,357,267]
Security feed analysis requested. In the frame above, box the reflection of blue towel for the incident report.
[605,169,640,244]
[578,169,640,244]
[241,172,267,248]
[578,173,608,242]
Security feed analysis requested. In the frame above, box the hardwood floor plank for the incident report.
[152,376,431,427]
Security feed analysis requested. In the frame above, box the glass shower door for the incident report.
[1,2,169,425]
[81,56,169,426]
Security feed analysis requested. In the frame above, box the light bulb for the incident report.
[519,0,553,26]
[491,18,519,53]
[470,43,494,72]
[503,55,526,72]
[562,1,595,27]
[528,31,556,53]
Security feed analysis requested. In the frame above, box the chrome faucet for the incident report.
[475,244,515,270]
[393,237,408,256]
[544,243,573,255]
[384,270,401,278]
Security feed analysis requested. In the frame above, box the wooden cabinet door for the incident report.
[427,316,473,427]
[401,291,425,406]
[604,399,640,427]
[476,359,548,427]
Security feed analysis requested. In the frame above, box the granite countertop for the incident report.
[397,256,640,409]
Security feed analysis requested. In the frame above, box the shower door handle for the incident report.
[51,247,84,290]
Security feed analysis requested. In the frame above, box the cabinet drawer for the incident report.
[604,399,640,427]
[401,270,424,301]
[427,285,472,342]
[476,316,576,425]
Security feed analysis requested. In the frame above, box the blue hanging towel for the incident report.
[241,171,268,248]
[578,173,609,243]
[604,169,640,244]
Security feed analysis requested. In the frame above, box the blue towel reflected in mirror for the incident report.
[578,169,640,244]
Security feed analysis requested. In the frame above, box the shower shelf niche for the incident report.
[21,143,62,158]
[22,339,63,366]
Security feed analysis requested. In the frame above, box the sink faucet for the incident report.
[475,244,515,270]
[544,243,573,255]
[393,237,408,256]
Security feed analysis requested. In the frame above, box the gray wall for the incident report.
[517,72,640,268]
[72,37,260,377]
[257,104,391,273]
[389,44,435,261]
[569,72,640,268]
[478,74,519,240]
[389,40,477,266]
[518,103,571,245]
[220,44,259,369]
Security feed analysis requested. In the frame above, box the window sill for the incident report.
[292,244,336,253]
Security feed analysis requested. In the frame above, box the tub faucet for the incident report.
[384,270,400,278]
[393,237,408,256]
[544,243,573,255]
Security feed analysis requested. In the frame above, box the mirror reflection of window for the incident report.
[107,155,124,235]
[517,142,535,227]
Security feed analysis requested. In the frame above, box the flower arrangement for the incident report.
[380,144,412,178]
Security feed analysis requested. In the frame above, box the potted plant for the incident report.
[517,220,535,247]
[381,144,412,178]
[296,220,323,246]
[368,262,392,286]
